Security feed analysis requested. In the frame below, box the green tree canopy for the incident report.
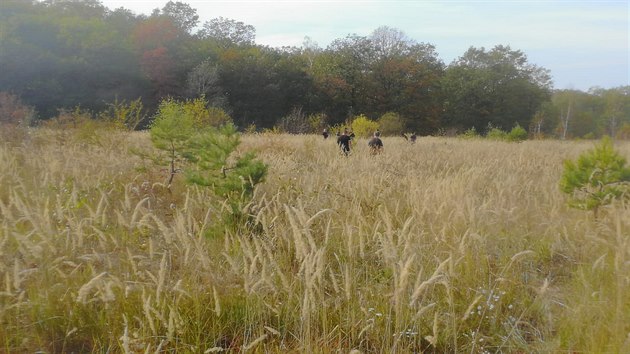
[442,45,552,133]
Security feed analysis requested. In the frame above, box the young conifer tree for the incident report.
[150,98,267,228]
[560,136,630,218]
[150,99,197,187]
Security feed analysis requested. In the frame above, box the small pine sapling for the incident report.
[149,98,267,231]
[186,123,267,204]
[559,137,630,218]
[150,99,196,187]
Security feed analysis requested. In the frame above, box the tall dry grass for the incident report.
[1,127,629,353]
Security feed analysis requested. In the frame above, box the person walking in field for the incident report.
[368,130,383,155]
[337,128,352,156]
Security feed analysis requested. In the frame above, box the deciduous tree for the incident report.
[161,1,199,33]
[198,17,255,47]
[442,45,551,133]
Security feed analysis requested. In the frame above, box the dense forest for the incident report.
[1,0,629,137]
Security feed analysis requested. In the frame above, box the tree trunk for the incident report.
[167,143,176,188]
[561,103,572,140]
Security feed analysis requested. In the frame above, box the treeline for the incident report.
[1,0,629,137]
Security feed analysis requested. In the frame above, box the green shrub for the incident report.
[261,126,283,135]
[351,114,379,138]
[329,123,346,137]
[486,127,507,140]
[559,136,630,218]
[308,113,328,133]
[377,112,405,136]
[244,123,257,134]
[182,97,232,128]
[44,107,118,146]
[459,127,479,139]
[507,124,528,142]
[101,97,147,131]
[43,107,93,130]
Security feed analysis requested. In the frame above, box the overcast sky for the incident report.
[99,0,629,91]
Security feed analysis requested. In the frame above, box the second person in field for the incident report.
[368,130,383,155]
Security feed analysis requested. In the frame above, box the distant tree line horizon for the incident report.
[1,0,629,138]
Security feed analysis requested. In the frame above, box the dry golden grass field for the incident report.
[0,128,629,353]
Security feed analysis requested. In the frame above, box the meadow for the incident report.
[0,127,629,353]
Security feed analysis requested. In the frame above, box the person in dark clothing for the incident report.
[337,129,352,156]
[410,132,417,144]
[322,128,329,139]
[368,131,383,155]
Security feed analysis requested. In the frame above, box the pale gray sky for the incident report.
[100,0,629,91]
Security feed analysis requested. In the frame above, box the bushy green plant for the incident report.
[43,106,93,129]
[377,112,405,136]
[486,127,507,140]
[44,107,118,146]
[308,113,328,133]
[261,126,283,135]
[560,136,630,218]
[102,97,147,131]
[329,123,346,136]
[459,127,479,139]
[507,124,528,142]
[184,97,232,128]
[245,123,257,134]
[351,114,379,138]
